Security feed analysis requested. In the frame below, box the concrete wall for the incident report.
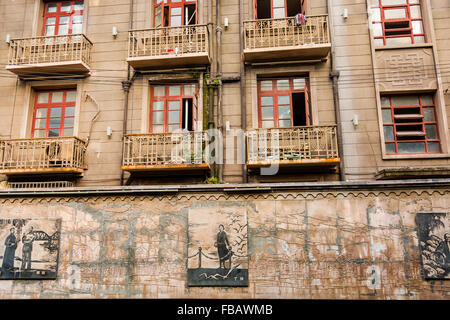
[0,182,448,299]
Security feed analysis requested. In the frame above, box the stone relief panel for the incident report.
[0,219,61,280]
[375,48,437,92]
[416,213,450,279]
[187,206,249,287]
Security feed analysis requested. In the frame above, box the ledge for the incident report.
[375,167,450,180]
[0,179,449,197]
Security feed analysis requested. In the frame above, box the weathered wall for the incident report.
[0,183,448,299]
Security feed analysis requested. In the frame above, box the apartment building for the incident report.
[0,0,448,299]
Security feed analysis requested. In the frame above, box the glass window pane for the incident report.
[421,95,433,105]
[371,8,381,21]
[273,8,285,18]
[425,125,438,140]
[385,143,396,154]
[171,7,182,15]
[153,86,165,97]
[152,125,164,133]
[273,0,285,7]
[260,81,272,91]
[423,108,435,122]
[38,92,49,104]
[262,120,274,128]
[34,119,46,129]
[47,4,57,13]
[261,96,274,106]
[278,95,290,105]
[169,86,181,96]
[412,21,423,35]
[384,8,407,19]
[61,2,71,12]
[65,107,75,117]
[153,112,164,124]
[398,142,426,153]
[58,25,69,35]
[51,92,63,103]
[293,78,306,90]
[170,15,182,27]
[277,80,289,91]
[374,38,384,47]
[373,23,383,37]
[391,95,419,106]
[278,105,291,119]
[278,120,291,127]
[45,26,56,36]
[168,124,180,132]
[261,107,274,120]
[59,16,70,25]
[66,91,77,102]
[381,96,390,107]
[155,7,162,26]
[382,109,392,123]
[63,128,74,136]
[428,142,441,153]
[169,111,180,123]
[64,117,74,127]
[410,6,422,19]
[169,101,180,110]
[49,129,60,137]
[36,108,47,118]
[74,2,84,11]
[384,126,394,141]
[414,36,425,44]
[72,24,82,34]
[184,84,195,96]
[50,107,62,117]
[34,130,46,138]
[385,37,412,46]
[46,17,56,26]
[381,0,407,6]
[153,101,164,111]
[49,118,61,128]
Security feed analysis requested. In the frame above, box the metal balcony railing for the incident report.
[128,24,209,59]
[246,126,339,164]
[244,15,330,50]
[0,137,87,173]
[123,132,209,168]
[7,34,93,67]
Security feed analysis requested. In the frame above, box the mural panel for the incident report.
[187,207,248,287]
[0,219,61,280]
[416,213,450,279]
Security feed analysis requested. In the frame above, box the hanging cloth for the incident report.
[295,13,307,26]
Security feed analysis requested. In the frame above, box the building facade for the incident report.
[0,0,448,299]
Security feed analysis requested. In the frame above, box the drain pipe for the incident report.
[207,0,215,131]
[239,0,248,183]
[216,0,224,183]
[327,0,346,181]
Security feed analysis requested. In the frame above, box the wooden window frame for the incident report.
[382,95,441,155]
[371,0,426,46]
[42,1,84,36]
[32,89,76,138]
[257,77,310,129]
[253,0,307,19]
[149,84,197,133]
[153,0,198,28]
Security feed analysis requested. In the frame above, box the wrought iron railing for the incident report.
[0,137,87,172]
[7,34,93,66]
[123,132,209,167]
[246,126,338,163]
[128,24,209,58]
[244,15,330,50]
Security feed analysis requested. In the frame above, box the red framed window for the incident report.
[32,90,76,138]
[43,1,84,36]
[154,0,197,28]
[150,84,197,133]
[254,0,306,19]
[258,77,310,129]
[370,0,425,46]
[381,94,441,155]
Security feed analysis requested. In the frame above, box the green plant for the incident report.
[203,177,219,184]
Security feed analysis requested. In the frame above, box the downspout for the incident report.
[216,0,224,183]
[239,0,248,183]
[327,0,346,182]
[120,0,135,186]
[207,0,214,132]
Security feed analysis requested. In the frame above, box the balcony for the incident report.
[6,34,93,78]
[127,25,210,70]
[122,132,210,173]
[243,15,331,63]
[246,126,340,169]
[0,137,87,176]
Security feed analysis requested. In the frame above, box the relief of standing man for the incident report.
[21,227,35,271]
[2,228,18,274]
[215,224,232,269]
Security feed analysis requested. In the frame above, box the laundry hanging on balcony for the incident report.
[295,13,307,26]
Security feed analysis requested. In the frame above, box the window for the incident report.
[43,1,84,36]
[370,0,425,46]
[258,77,310,128]
[254,0,306,19]
[150,84,197,133]
[32,90,76,138]
[381,94,441,155]
[154,0,197,28]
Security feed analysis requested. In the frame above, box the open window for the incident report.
[258,77,311,128]
[43,1,84,36]
[150,84,197,133]
[370,0,425,46]
[254,0,306,19]
[154,0,197,28]
[381,94,441,155]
